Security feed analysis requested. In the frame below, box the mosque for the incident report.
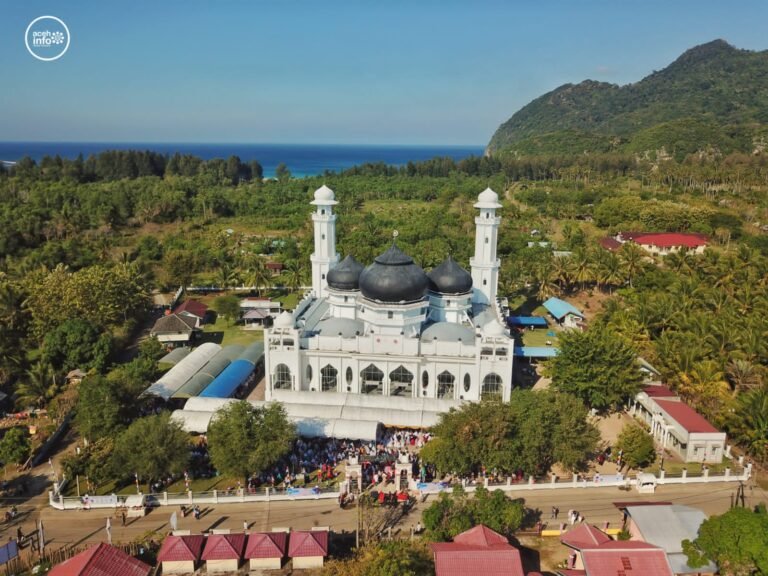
[264,185,513,411]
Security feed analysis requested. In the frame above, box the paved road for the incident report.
[5,479,764,550]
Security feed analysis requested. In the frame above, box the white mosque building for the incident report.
[264,186,513,410]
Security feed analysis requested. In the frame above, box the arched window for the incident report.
[346,366,353,385]
[321,364,338,392]
[389,365,413,397]
[306,364,313,383]
[360,364,384,395]
[463,373,471,393]
[437,371,455,399]
[481,373,502,400]
[422,371,429,389]
[274,364,292,390]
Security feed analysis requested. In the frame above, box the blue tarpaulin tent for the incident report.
[514,346,559,358]
[507,316,548,327]
[199,359,255,398]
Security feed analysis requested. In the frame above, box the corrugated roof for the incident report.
[244,532,287,559]
[431,526,524,576]
[581,544,673,576]
[624,232,708,249]
[288,531,328,557]
[654,399,720,433]
[542,297,584,320]
[151,313,197,335]
[174,300,208,319]
[239,341,265,364]
[642,385,677,398]
[625,505,708,555]
[560,524,612,550]
[514,346,559,357]
[157,535,205,562]
[599,237,622,251]
[201,534,245,560]
[49,543,151,576]
[453,525,508,547]
[158,347,191,366]
[199,359,255,398]
[144,343,221,400]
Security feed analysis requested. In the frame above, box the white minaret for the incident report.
[470,187,502,306]
[310,185,340,298]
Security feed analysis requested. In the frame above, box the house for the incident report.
[612,232,708,256]
[631,385,726,463]
[637,357,662,384]
[430,525,525,576]
[240,297,282,314]
[49,542,151,576]
[173,299,208,323]
[65,369,87,385]
[266,261,284,275]
[542,297,584,329]
[150,313,198,347]
[157,534,205,574]
[201,533,246,573]
[599,237,622,252]
[557,526,674,576]
[245,531,287,570]
[288,529,329,569]
[623,505,717,575]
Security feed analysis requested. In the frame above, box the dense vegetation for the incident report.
[488,40,768,157]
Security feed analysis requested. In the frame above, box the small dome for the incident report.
[274,310,294,328]
[359,243,428,304]
[327,255,364,291]
[474,187,502,209]
[428,255,473,294]
[311,184,337,205]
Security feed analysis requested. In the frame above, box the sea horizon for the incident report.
[0,141,485,178]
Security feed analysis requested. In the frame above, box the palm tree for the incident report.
[215,263,241,289]
[732,386,768,464]
[534,265,559,301]
[595,251,623,293]
[243,255,271,297]
[283,260,306,294]
[726,359,764,393]
[618,243,646,288]
[15,360,56,409]
[569,248,594,292]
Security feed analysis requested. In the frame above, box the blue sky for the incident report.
[0,0,766,145]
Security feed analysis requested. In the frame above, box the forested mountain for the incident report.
[487,40,768,158]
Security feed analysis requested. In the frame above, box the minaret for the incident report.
[470,187,502,306]
[310,184,340,298]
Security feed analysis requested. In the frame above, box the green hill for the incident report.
[487,40,768,158]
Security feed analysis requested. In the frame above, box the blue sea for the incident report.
[0,142,484,178]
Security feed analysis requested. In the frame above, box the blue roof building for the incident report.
[542,297,584,328]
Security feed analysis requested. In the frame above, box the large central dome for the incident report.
[359,243,428,303]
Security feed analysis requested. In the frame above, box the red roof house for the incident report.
[561,524,612,552]
[201,533,246,574]
[618,232,708,255]
[599,237,622,251]
[174,299,209,321]
[653,399,719,434]
[245,532,288,570]
[49,543,151,576]
[157,535,205,574]
[431,525,525,576]
[288,530,329,569]
[580,541,674,576]
[641,385,677,398]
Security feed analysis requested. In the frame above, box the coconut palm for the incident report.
[243,255,271,296]
[726,359,763,394]
[618,243,646,288]
[283,260,307,294]
[15,360,57,409]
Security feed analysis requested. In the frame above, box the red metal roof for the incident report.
[49,543,151,576]
[453,525,509,547]
[654,399,719,433]
[623,232,708,249]
[581,544,673,576]
[431,525,525,576]
[244,532,288,559]
[157,535,205,563]
[288,531,329,557]
[201,534,246,560]
[560,524,612,551]
[174,299,209,319]
[642,385,677,398]
[599,237,622,251]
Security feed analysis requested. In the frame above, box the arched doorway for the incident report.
[360,364,384,395]
[274,363,292,390]
[437,371,455,399]
[481,373,502,400]
[321,364,338,392]
[389,365,414,397]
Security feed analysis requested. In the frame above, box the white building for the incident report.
[263,186,514,408]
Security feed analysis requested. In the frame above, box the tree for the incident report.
[618,242,647,288]
[549,323,643,413]
[0,427,31,465]
[207,401,295,485]
[74,376,123,443]
[43,318,112,372]
[15,360,57,409]
[683,507,768,576]
[422,485,524,541]
[111,413,190,492]
[322,540,434,576]
[615,424,656,470]
[275,163,291,181]
[420,390,598,477]
[728,385,768,464]
[213,295,241,326]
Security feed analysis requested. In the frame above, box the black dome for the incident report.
[327,255,364,291]
[359,243,428,303]
[428,255,473,294]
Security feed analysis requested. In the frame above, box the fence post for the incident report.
[550,474,557,486]
[703,467,710,482]
[266,487,270,502]
[484,477,489,488]
[163,492,168,505]
[572,474,578,487]
[213,489,218,504]
[659,470,666,483]
[188,490,193,505]
[724,467,730,480]
[528,475,534,486]
[681,468,687,481]
[59,493,64,508]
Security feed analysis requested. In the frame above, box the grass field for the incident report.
[200,316,263,347]
[521,327,559,348]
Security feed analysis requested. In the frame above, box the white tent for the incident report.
[145,343,222,400]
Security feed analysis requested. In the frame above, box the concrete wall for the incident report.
[250,557,282,570]
[160,560,195,574]
[293,555,324,569]
[205,559,239,573]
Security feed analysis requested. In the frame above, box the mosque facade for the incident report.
[264,186,513,405]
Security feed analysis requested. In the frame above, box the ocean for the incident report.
[0,142,484,178]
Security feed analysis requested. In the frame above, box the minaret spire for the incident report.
[309,185,340,298]
[470,187,502,306]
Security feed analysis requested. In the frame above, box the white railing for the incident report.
[48,484,344,511]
